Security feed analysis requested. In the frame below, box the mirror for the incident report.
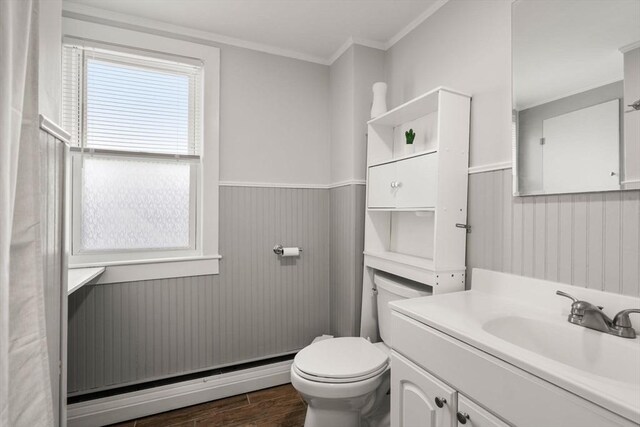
[512,0,640,196]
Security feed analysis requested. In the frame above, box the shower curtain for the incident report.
[0,0,54,425]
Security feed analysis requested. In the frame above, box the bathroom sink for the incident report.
[389,269,640,423]
[482,315,640,386]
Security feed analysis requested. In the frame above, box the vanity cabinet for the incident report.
[457,396,510,427]
[391,351,508,427]
[391,351,456,427]
[390,311,638,427]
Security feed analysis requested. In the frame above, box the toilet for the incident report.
[291,273,432,427]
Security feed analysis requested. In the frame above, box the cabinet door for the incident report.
[391,351,457,427]
[456,396,509,427]
[368,162,397,208]
[395,154,438,209]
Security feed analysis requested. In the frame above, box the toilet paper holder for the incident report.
[273,245,303,255]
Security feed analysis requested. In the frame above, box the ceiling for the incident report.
[63,0,444,64]
[513,0,640,110]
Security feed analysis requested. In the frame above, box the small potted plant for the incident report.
[405,128,416,155]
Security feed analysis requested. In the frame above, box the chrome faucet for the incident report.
[556,291,640,339]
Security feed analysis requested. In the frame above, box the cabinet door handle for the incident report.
[434,397,447,408]
[390,181,396,188]
[457,411,470,424]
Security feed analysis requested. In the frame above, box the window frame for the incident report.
[69,151,201,264]
[62,22,220,282]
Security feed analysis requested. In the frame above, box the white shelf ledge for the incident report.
[68,267,105,295]
[368,86,471,127]
[364,251,466,288]
[368,207,436,212]
[368,149,438,168]
[365,251,434,270]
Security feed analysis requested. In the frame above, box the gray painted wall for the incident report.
[467,168,640,297]
[329,184,366,337]
[384,0,512,170]
[517,81,624,193]
[68,186,330,394]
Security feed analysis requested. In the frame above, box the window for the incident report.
[63,42,207,267]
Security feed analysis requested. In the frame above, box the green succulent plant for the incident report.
[405,128,416,145]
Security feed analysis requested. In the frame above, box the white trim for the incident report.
[39,114,71,143]
[63,0,453,67]
[620,41,640,54]
[352,37,386,51]
[621,179,640,190]
[219,181,330,189]
[468,161,512,174]
[328,37,355,65]
[67,360,293,427]
[328,179,366,188]
[62,2,330,65]
[385,0,450,49]
[63,19,222,282]
[327,36,386,65]
[72,256,221,284]
[219,180,366,189]
[71,254,222,269]
[67,267,105,295]
[69,145,200,161]
[515,78,623,111]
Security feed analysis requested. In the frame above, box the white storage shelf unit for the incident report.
[363,87,471,291]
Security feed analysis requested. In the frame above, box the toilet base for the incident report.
[301,394,389,427]
[304,405,362,427]
[296,375,390,427]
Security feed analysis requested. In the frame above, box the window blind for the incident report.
[62,44,203,156]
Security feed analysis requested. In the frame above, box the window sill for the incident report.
[68,267,105,295]
[69,255,221,284]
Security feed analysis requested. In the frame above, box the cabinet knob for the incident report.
[390,181,396,188]
[434,397,447,408]
[456,411,470,424]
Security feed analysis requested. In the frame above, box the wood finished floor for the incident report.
[108,384,306,427]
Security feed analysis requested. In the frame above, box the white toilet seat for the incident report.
[293,337,389,384]
[293,362,388,384]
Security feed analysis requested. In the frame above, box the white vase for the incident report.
[371,82,388,118]
[404,143,415,155]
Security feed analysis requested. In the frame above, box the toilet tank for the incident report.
[375,273,432,344]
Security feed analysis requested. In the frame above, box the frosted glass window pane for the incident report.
[81,157,191,251]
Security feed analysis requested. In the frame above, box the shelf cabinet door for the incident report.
[369,162,397,208]
[457,396,509,427]
[395,154,438,209]
[391,351,457,427]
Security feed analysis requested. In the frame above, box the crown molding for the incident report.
[62,1,330,65]
[385,0,449,49]
[63,0,450,67]
[327,36,386,65]
[620,40,640,54]
[327,37,355,65]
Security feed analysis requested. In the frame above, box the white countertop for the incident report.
[68,267,105,295]
[390,270,640,424]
